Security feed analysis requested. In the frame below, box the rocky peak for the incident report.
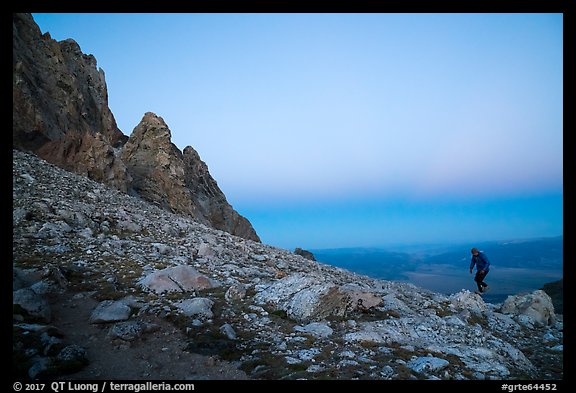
[13,12,129,191]
[122,112,260,241]
[294,248,316,261]
[121,112,193,217]
[131,112,173,141]
[13,13,259,242]
[13,13,125,149]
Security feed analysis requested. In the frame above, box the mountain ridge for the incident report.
[12,12,259,242]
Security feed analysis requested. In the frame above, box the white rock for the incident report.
[406,356,449,373]
[90,300,131,324]
[220,323,237,340]
[254,273,347,322]
[285,356,302,364]
[501,290,555,327]
[449,290,487,314]
[294,322,333,338]
[176,298,214,319]
[140,265,219,294]
[225,284,247,302]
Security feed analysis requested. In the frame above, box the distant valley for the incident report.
[313,236,563,304]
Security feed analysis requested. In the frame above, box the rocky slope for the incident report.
[12,13,259,241]
[13,150,563,380]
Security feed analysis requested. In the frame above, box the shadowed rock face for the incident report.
[122,113,261,242]
[183,145,261,242]
[13,13,127,181]
[13,13,259,241]
[121,113,194,217]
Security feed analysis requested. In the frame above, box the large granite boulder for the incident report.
[501,290,556,327]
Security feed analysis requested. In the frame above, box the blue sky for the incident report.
[32,13,563,249]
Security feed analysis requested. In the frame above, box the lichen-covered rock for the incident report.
[501,290,556,327]
[254,273,349,322]
[56,345,88,373]
[225,284,247,303]
[107,321,159,341]
[294,322,333,338]
[407,356,449,374]
[139,265,220,294]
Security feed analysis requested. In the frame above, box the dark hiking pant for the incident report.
[474,270,489,292]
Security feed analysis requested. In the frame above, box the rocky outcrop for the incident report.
[500,290,556,327]
[254,273,350,322]
[121,113,260,241]
[121,113,195,216]
[13,13,128,189]
[294,248,316,261]
[183,145,260,241]
[13,13,259,241]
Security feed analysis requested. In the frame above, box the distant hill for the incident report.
[313,237,563,300]
[421,237,563,270]
[312,248,420,281]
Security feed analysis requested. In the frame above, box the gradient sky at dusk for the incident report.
[32,13,563,249]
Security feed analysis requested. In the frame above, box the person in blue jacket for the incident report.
[470,247,490,293]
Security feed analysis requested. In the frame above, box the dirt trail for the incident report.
[50,292,249,380]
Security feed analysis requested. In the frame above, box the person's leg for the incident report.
[480,271,489,288]
[474,272,483,292]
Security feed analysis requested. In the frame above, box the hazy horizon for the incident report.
[32,13,563,249]
[312,235,563,303]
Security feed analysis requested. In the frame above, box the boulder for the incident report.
[89,300,131,324]
[220,323,237,340]
[13,288,51,322]
[294,322,333,338]
[255,274,349,322]
[407,356,450,374]
[225,284,247,302]
[339,284,383,310]
[139,265,219,294]
[56,345,88,373]
[107,321,159,341]
[501,290,555,326]
[449,290,487,315]
[176,298,214,319]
